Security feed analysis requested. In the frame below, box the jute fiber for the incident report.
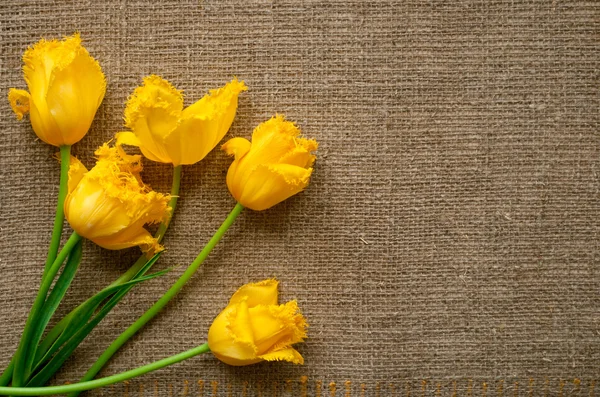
[0,1,598,395]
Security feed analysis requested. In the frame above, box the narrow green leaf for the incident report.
[26,240,83,372]
[31,252,163,374]
[28,263,171,385]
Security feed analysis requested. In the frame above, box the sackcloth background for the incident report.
[0,1,598,396]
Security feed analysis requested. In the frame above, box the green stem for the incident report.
[71,203,244,395]
[0,344,210,396]
[155,165,181,243]
[44,145,71,278]
[12,233,82,386]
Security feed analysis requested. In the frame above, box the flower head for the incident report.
[116,75,247,166]
[208,279,307,366]
[222,115,318,211]
[64,144,170,256]
[8,33,106,146]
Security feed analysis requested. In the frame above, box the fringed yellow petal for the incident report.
[208,303,260,366]
[115,131,142,147]
[230,279,279,307]
[227,301,256,347]
[259,347,304,365]
[124,74,183,132]
[92,226,163,257]
[181,78,247,121]
[8,89,30,120]
[44,47,106,141]
[252,114,301,143]
[248,300,308,355]
[121,75,184,164]
[67,156,88,194]
[222,137,251,161]
[23,33,82,84]
[237,164,313,211]
[279,142,318,168]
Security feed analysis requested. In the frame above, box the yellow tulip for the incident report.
[8,33,106,146]
[222,115,318,211]
[116,75,247,166]
[64,144,170,256]
[208,279,308,366]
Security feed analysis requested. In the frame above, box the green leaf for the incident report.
[27,258,170,386]
[26,240,83,370]
[31,252,163,373]
[32,267,168,374]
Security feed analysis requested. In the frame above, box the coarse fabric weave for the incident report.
[0,1,598,396]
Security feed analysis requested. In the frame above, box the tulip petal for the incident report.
[208,301,259,366]
[243,116,304,166]
[124,75,183,131]
[166,112,217,166]
[239,164,313,211]
[41,36,106,145]
[8,89,30,120]
[163,78,247,165]
[67,156,88,194]
[222,137,251,161]
[228,301,255,346]
[259,347,304,365]
[248,301,308,355]
[252,114,300,143]
[123,75,183,163]
[92,227,162,257]
[22,34,81,100]
[229,279,279,307]
[115,131,142,147]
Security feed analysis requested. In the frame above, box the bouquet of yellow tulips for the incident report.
[1,33,317,396]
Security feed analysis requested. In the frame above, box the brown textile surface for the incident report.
[0,0,598,395]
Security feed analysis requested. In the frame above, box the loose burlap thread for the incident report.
[0,1,598,396]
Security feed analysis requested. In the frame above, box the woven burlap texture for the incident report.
[0,1,598,396]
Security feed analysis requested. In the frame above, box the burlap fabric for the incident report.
[0,1,598,396]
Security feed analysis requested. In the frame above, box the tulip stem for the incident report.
[0,343,210,396]
[44,145,71,278]
[12,233,82,387]
[156,165,182,242]
[69,203,244,396]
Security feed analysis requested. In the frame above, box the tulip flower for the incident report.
[116,75,247,166]
[64,144,170,256]
[8,33,106,146]
[222,115,318,211]
[208,279,308,366]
